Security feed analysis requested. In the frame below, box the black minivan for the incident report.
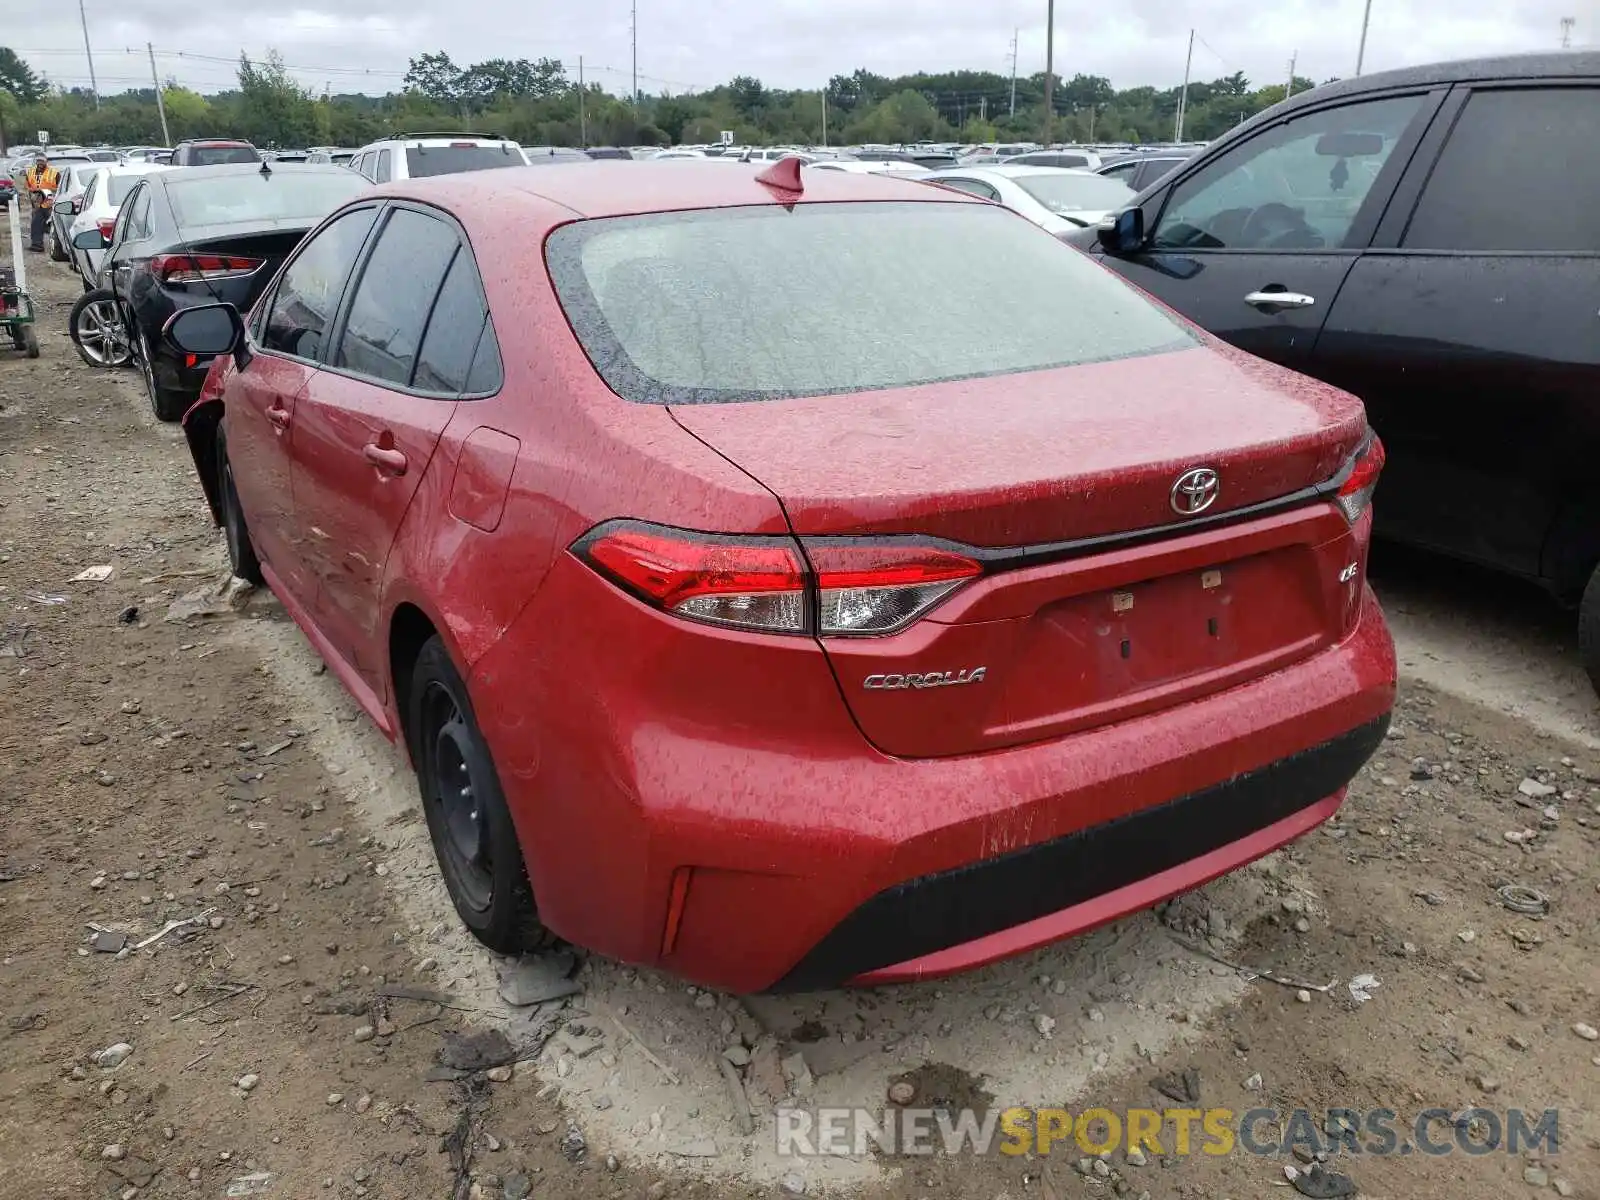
[1072,52,1600,690]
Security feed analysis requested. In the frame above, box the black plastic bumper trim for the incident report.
[772,713,1389,992]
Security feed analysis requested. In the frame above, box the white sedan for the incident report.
[916,164,1137,234]
[807,159,927,175]
[64,161,171,285]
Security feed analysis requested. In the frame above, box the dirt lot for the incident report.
[2,258,1597,1200]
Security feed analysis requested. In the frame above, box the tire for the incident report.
[69,289,131,367]
[216,427,264,585]
[20,325,38,359]
[407,636,550,955]
[48,228,67,262]
[137,327,187,421]
[1578,563,1600,698]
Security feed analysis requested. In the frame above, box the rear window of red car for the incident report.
[545,201,1195,405]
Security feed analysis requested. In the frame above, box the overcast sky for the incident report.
[12,0,1597,99]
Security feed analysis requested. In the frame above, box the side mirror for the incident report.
[1097,206,1146,255]
[164,303,244,357]
[59,199,79,215]
[71,228,108,249]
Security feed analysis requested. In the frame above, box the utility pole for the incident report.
[820,83,828,146]
[147,43,171,145]
[579,56,587,147]
[630,0,638,107]
[1285,51,1297,100]
[1355,0,1373,74]
[1560,16,1575,47]
[980,95,987,123]
[1042,0,1055,146]
[1174,28,1194,141]
[78,0,99,108]
[1009,28,1019,117]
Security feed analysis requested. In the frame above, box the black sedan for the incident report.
[1070,51,1600,689]
[76,161,371,421]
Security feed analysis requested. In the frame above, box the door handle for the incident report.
[266,406,291,430]
[363,443,408,475]
[1244,289,1316,311]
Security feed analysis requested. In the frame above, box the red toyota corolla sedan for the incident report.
[166,159,1396,993]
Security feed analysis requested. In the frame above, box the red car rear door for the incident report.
[226,204,380,603]
[289,205,467,693]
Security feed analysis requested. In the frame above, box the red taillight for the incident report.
[580,524,809,633]
[151,253,264,285]
[1335,432,1385,524]
[96,218,116,240]
[574,521,982,636]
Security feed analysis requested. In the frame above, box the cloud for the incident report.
[17,0,1590,98]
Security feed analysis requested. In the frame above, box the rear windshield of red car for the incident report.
[545,201,1196,405]
[186,145,261,165]
[405,145,524,176]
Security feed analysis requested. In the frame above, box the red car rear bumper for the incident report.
[470,562,1395,994]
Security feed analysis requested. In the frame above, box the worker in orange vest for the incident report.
[22,153,60,252]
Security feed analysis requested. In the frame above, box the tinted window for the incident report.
[547,201,1195,405]
[1404,87,1600,253]
[1137,158,1186,190]
[414,248,490,394]
[80,173,99,205]
[335,208,459,386]
[164,171,371,228]
[1154,94,1424,250]
[186,145,260,166]
[465,325,503,393]
[262,207,378,360]
[126,188,153,238]
[110,195,136,246]
[375,150,391,183]
[404,145,523,177]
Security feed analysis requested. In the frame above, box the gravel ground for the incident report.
[1,258,1596,1200]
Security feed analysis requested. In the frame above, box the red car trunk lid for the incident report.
[670,345,1372,758]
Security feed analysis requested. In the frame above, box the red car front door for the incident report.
[228,204,381,607]
[288,205,466,694]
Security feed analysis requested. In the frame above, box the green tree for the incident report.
[404,52,463,106]
[161,85,211,139]
[234,51,316,147]
[0,47,45,104]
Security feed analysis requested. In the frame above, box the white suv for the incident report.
[349,133,531,183]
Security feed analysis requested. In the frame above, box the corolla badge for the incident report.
[1170,467,1221,516]
[864,668,988,690]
